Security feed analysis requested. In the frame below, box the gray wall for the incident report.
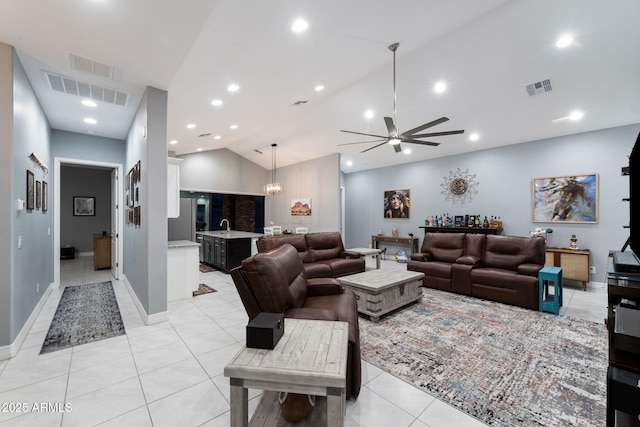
[52,130,125,165]
[60,167,112,253]
[345,124,640,284]
[179,148,268,194]
[1,45,53,348]
[123,86,168,317]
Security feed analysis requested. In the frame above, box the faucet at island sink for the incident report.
[220,218,230,231]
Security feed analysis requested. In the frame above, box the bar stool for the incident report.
[539,266,563,315]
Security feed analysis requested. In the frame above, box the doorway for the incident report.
[54,157,123,288]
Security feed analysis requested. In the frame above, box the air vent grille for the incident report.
[42,71,129,106]
[526,79,552,96]
[70,54,117,80]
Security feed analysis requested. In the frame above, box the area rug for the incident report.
[193,283,217,296]
[359,288,608,426]
[41,281,125,354]
[199,263,216,273]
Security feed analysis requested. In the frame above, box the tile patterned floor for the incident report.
[0,255,608,426]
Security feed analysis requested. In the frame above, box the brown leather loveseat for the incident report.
[407,233,545,310]
[256,232,365,279]
[230,243,362,399]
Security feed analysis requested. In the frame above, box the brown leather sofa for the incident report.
[407,233,545,310]
[256,232,365,279]
[230,243,362,399]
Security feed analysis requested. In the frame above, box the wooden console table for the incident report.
[371,235,419,255]
[545,247,590,291]
[419,226,502,235]
[93,234,111,270]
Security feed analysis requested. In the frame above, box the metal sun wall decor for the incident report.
[441,168,479,204]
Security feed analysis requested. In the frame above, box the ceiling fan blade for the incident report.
[402,117,449,136]
[361,141,389,153]
[340,130,389,139]
[384,117,397,136]
[410,129,465,138]
[403,138,441,147]
[337,139,387,146]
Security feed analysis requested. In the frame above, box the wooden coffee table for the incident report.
[347,247,383,269]
[224,319,348,427]
[338,269,424,321]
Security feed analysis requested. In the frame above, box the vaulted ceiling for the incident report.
[2,0,639,173]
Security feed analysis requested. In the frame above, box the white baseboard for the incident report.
[0,283,54,361]
[122,275,168,326]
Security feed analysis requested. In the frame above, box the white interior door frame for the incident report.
[53,157,124,288]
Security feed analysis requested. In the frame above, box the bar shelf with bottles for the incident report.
[419,214,503,235]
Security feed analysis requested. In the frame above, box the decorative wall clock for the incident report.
[441,168,479,204]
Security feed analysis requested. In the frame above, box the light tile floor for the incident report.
[0,255,608,427]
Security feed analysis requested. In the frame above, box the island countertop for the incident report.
[168,240,201,249]
[197,230,264,239]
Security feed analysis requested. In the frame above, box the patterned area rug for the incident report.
[199,263,216,273]
[193,284,217,296]
[359,288,608,426]
[41,281,125,354]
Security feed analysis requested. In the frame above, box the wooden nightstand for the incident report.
[93,234,111,270]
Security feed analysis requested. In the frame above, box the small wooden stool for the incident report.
[539,266,563,315]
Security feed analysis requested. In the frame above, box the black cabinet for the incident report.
[201,236,251,273]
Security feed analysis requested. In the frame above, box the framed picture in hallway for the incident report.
[42,181,48,212]
[532,173,598,223]
[26,170,34,210]
[73,196,95,216]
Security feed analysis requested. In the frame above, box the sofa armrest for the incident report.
[456,255,481,266]
[307,278,343,296]
[341,250,360,259]
[285,308,339,321]
[410,253,431,262]
[517,263,543,277]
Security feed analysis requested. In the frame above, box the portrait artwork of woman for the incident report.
[384,189,410,219]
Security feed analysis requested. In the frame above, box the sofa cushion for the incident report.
[315,258,366,278]
[256,234,312,263]
[303,263,332,279]
[242,244,308,310]
[482,235,527,271]
[306,232,345,262]
[422,233,465,263]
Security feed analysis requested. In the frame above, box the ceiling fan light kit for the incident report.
[339,43,464,154]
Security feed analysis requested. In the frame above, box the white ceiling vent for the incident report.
[69,54,119,80]
[42,71,129,106]
[526,79,552,96]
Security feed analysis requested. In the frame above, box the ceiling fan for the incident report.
[338,43,464,153]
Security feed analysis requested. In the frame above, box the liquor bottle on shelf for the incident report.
[497,217,503,228]
[475,215,480,227]
[483,216,489,228]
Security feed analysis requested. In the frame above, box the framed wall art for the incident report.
[532,173,598,223]
[383,189,410,219]
[36,181,41,209]
[26,170,35,210]
[73,196,95,216]
[42,181,48,212]
[291,198,311,216]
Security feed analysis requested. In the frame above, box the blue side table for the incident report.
[539,266,563,315]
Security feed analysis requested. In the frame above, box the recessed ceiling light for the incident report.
[315,84,325,92]
[230,124,238,130]
[211,99,223,106]
[186,123,196,129]
[196,148,203,152]
[227,83,239,92]
[170,140,178,145]
[469,133,480,141]
[556,33,574,48]
[291,18,309,33]
[82,99,97,107]
[434,81,447,93]
[403,148,412,154]
[346,160,353,167]
[214,135,221,140]
[364,110,375,119]
[569,111,583,120]
[83,117,97,124]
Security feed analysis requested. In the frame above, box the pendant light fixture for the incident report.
[264,143,282,195]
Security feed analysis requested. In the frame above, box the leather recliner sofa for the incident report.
[256,232,365,279]
[407,233,545,310]
[230,243,362,399]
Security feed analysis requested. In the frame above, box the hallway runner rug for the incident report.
[359,287,607,426]
[40,281,125,354]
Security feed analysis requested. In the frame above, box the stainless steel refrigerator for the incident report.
[168,198,196,242]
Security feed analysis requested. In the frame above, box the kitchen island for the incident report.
[198,230,263,273]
